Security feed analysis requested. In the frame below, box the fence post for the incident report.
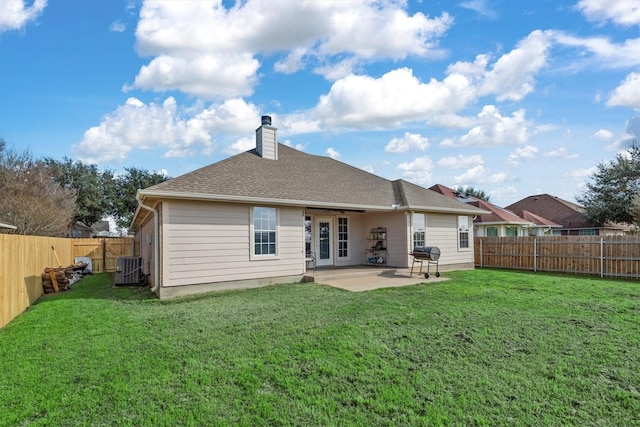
[534,237,537,273]
[479,238,483,268]
[600,237,604,278]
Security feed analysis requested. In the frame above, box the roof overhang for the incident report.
[130,190,491,231]
[475,221,533,226]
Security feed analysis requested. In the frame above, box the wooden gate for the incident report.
[71,238,134,273]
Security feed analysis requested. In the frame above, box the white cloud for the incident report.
[507,145,538,165]
[490,186,518,200]
[543,147,578,159]
[315,67,474,129]
[223,137,254,155]
[460,0,497,19]
[359,164,375,174]
[274,47,308,74]
[319,7,452,61]
[565,166,597,180]
[384,132,429,153]
[110,20,126,33]
[453,165,507,185]
[576,0,640,26]
[283,140,307,151]
[552,33,640,69]
[441,105,532,147]
[72,97,263,163]
[437,154,484,169]
[479,30,552,101]
[607,72,640,109]
[396,156,433,186]
[593,129,613,140]
[326,147,341,159]
[0,0,47,32]
[132,0,453,98]
[127,53,260,100]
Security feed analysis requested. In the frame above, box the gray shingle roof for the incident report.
[140,144,486,214]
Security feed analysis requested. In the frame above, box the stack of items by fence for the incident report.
[41,262,89,294]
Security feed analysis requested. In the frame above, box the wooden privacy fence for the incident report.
[475,236,640,279]
[0,235,134,329]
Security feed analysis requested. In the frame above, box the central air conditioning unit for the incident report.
[115,256,143,285]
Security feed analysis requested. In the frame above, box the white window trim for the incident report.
[337,216,350,260]
[412,212,426,249]
[249,206,280,260]
[458,215,471,252]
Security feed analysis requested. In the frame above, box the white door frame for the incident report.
[315,217,333,267]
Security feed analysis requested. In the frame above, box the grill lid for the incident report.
[411,246,441,261]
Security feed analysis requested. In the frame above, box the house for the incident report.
[506,194,629,236]
[70,220,111,238]
[430,184,560,237]
[130,116,488,298]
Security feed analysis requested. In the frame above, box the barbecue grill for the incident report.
[410,246,440,279]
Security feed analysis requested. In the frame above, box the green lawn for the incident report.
[1,270,639,426]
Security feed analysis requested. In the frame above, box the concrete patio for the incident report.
[304,266,448,292]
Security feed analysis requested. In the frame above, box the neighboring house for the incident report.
[506,194,629,236]
[430,184,560,237]
[130,116,488,298]
[70,220,111,238]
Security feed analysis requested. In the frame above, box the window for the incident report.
[413,213,426,249]
[505,226,518,237]
[338,217,348,258]
[486,226,498,237]
[458,216,469,249]
[253,207,277,256]
[579,229,597,236]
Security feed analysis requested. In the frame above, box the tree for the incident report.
[110,167,170,228]
[0,141,76,236]
[43,157,115,228]
[455,186,491,202]
[577,145,640,226]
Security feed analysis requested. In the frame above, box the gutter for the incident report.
[136,194,160,293]
[137,190,489,216]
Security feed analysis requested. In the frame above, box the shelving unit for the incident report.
[365,227,387,265]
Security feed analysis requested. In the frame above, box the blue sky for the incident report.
[1,0,639,207]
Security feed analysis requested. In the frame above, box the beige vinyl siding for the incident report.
[363,212,409,267]
[424,213,474,266]
[164,200,303,287]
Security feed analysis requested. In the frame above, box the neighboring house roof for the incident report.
[429,184,562,229]
[428,184,479,203]
[519,210,561,227]
[467,199,532,225]
[134,144,487,229]
[506,194,594,229]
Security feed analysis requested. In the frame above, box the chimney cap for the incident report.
[261,115,272,126]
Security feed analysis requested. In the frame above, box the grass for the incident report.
[0,270,639,426]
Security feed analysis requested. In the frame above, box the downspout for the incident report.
[137,195,160,292]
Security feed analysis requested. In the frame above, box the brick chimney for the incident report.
[256,115,277,160]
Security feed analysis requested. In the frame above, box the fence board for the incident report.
[1,235,133,329]
[475,236,640,279]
